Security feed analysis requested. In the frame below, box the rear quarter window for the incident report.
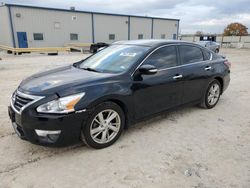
[203,49,211,60]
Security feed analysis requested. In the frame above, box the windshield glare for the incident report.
[79,45,150,73]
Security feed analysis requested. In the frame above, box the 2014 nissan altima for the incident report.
[8,40,231,149]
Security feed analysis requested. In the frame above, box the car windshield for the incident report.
[79,45,150,73]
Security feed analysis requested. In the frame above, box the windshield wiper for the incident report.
[82,67,101,73]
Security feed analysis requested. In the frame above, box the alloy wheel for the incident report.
[207,83,220,106]
[90,109,121,144]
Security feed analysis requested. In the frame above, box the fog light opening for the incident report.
[35,130,61,143]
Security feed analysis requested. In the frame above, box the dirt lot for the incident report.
[0,49,250,188]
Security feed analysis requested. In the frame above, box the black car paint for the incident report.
[8,40,230,146]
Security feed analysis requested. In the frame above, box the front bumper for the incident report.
[8,105,88,146]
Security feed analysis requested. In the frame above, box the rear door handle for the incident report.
[173,74,183,80]
[205,66,212,71]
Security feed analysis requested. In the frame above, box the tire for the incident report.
[200,80,221,109]
[81,102,125,149]
[215,49,219,53]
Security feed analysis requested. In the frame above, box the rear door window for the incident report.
[179,45,204,64]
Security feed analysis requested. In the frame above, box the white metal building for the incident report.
[0,3,180,48]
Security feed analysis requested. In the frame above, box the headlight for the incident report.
[37,93,85,114]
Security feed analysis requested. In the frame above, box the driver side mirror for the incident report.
[139,64,158,75]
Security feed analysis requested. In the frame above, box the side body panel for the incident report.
[132,67,182,119]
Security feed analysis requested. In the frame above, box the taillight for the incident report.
[224,60,231,69]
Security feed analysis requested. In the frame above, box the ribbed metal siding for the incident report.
[10,7,92,47]
[0,6,13,46]
[130,17,152,40]
[94,14,129,43]
[153,19,179,39]
[5,6,179,47]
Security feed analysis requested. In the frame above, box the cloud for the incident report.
[3,0,250,34]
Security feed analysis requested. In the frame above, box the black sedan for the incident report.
[8,40,231,149]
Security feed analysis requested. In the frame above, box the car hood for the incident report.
[19,65,114,95]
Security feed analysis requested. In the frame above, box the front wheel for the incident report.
[81,102,125,149]
[200,80,221,109]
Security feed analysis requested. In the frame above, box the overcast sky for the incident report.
[3,0,250,34]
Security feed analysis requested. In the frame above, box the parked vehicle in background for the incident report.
[196,41,220,53]
[200,35,216,42]
[90,42,109,53]
[8,40,230,149]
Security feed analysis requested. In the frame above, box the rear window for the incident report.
[179,45,204,64]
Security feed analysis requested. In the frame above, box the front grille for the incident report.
[13,94,34,112]
[11,90,44,114]
[13,92,34,112]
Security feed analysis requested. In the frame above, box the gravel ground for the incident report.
[0,49,250,188]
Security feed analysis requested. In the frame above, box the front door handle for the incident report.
[173,74,183,80]
[205,66,212,71]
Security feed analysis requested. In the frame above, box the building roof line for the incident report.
[3,3,180,21]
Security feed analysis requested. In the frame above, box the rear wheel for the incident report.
[81,102,125,149]
[200,80,221,109]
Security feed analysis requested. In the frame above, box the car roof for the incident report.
[113,39,197,48]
